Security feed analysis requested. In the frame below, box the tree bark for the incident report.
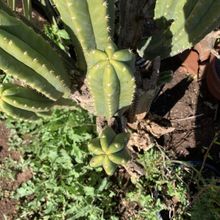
[118,0,148,49]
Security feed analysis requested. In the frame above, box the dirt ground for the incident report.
[0,123,32,220]
[152,55,220,175]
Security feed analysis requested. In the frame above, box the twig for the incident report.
[170,114,204,122]
[214,104,219,121]
[171,160,206,187]
[198,135,217,177]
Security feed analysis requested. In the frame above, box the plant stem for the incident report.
[7,0,16,10]
[22,0,32,20]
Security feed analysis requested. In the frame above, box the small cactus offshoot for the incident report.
[88,126,130,176]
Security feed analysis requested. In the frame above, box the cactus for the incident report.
[88,126,130,176]
[0,83,76,121]
[138,0,220,60]
[53,0,135,118]
[22,0,32,20]
[87,45,136,118]
[53,0,115,71]
[0,2,71,101]
[0,83,50,121]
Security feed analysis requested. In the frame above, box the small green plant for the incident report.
[88,126,130,175]
[190,184,220,220]
[8,109,120,219]
[44,22,70,51]
[126,147,191,220]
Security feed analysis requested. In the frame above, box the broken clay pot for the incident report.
[206,54,220,101]
[178,49,199,75]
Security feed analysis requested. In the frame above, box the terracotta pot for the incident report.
[206,55,220,100]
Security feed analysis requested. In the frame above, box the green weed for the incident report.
[190,183,220,220]
[2,105,218,220]
[125,147,191,220]
[8,109,119,220]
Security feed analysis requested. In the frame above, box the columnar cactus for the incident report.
[0,83,76,121]
[88,126,130,175]
[53,0,136,118]
[87,45,136,118]
[138,0,220,60]
[0,2,71,101]
[53,0,115,70]
[0,84,53,120]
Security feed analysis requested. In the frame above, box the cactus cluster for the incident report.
[0,4,71,100]
[0,1,74,120]
[88,126,130,175]
[53,0,136,118]
[138,0,220,60]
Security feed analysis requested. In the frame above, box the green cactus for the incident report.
[22,0,32,20]
[53,0,135,118]
[6,0,15,11]
[88,126,130,176]
[0,83,76,121]
[53,0,115,71]
[0,2,71,101]
[138,0,220,60]
[0,83,49,121]
[87,45,136,118]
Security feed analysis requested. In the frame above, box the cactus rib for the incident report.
[0,83,76,121]
[0,101,40,121]
[0,48,62,101]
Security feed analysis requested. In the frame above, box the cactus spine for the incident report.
[138,0,220,60]
[88,126,130,176]
[53,0,136,118]
[0,2,71,101]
